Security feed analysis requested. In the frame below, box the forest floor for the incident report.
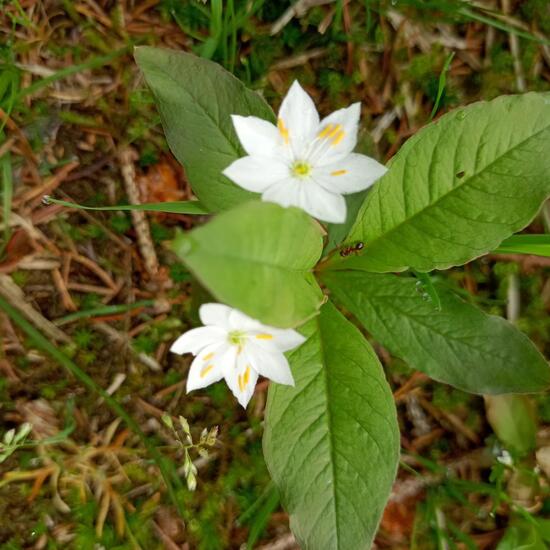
[1,0,550,548]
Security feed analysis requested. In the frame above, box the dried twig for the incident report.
[0,274,71,343]
[502,0,526,92]
[118,148,159,278]
[94,322,161,371]
[270,48,327,70]
[258,533,299,550]
[392,449,494,503]
[270,0,336,35]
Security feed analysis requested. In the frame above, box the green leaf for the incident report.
[494,234,550,257]
[485,395,537,456]
[172,201,324,328]
[263,302,400,549]
[322,271,550,394]
[497,520,546,550]
[45,196,209,214]
[328,93,550,273]
[135,46,274,212]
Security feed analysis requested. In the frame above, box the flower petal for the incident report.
[186,342,226,392]
[249,328,306,353]
[224,351,258,408]
[227,308,265,332]
[310,102,361,166]
[223,156,289,193]
[246,344,295,386]
[261,179,301,209]
[313,153,388,194]
[300,183,347,223]
[170,326,226,355]
[262,179,346,223]
[278,81,320,156]
[199,303,233,328]
[231,115,280,157]
[224,308,306,352]
[299,182,347,223]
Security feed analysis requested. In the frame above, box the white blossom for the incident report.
[223,81,387,223]
[170,303,305,408]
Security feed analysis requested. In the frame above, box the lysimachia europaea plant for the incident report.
[134,46,550,549]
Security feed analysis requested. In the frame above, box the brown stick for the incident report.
[118,148,159,278]
[0,274,71,343]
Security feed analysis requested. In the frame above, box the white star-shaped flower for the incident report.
[170,303,305,408]
[223,81,387,223]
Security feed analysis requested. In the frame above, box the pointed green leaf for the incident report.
[172,202,324,328]
[135,46,274,212]
[322,271,550,394]
[328,93,550,272]
[263,302,400,549]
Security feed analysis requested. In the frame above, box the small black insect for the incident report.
[339,242,364,257]
[456,170,465,179]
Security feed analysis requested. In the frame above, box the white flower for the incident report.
[223,81,387,224]
[170,303,305,408]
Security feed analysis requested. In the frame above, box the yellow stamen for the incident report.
[243,366,251,385]
[238,374,244,392]
[330,129,345,146]
[330,169,347,176]
[277,117,289,144]
[256,333,273,340]
[326,124,342,139]
[200,364,214,378]
[203,352,214,361]
[317,124,334,139]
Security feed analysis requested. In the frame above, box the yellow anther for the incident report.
[243,366,251,385]
[200,364,214,378]
[326,124,342,139]
[317,124,334,139]
[330,129,345,146]
[277,117,289,144]
[256,333,273,340]
[203,352,214,361]
[330,169,347,176]
[238,374,244,392]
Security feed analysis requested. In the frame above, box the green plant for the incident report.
[45,46,550,548]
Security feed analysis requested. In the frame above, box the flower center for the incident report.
[291,160,312,179]
[228,330,246,346]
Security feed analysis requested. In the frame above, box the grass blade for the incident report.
[45,196,209,215]
[53,299,156,326]
[429,52,455,121]
[459,7,550,46]
[0,148,12,258]
[493,234,550,257]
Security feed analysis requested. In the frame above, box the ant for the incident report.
[339,242,364,257]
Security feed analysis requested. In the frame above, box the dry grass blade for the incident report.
[118,148,159,278]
